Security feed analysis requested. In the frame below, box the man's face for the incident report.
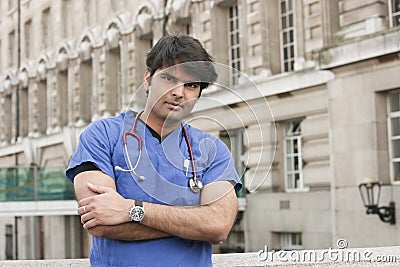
[144,64,202,125]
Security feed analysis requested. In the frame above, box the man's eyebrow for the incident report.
[160,71,201,83]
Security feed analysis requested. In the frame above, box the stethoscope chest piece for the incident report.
[189,177,203,193]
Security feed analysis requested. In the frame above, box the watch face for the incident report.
[130,206,145,222]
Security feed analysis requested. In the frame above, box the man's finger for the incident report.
[81,212,95,225]
[87,182,112,194]
[78,205,89,215]
[78,206,84,215]
[78,196,93,207]
[83,218,98,229]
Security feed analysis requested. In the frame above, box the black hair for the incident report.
[146,35,218,95]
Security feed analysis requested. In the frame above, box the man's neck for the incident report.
[140,110,180,137]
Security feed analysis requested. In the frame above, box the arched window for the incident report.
[1,78,12,143]
[18,70,29,137]
[78,39,93,123]
[37,61,47,135]
[57,50,69,127]
[389,0,400,28]
[133,7,154,109]
[105,26,121,115]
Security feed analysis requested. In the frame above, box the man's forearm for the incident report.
[141,189,237,243]
[79,181,238,243]
[88,222,170,241]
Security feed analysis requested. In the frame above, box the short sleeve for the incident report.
[66,120,116,182]
[201,137,242,192]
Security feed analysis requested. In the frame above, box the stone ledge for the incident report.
[1,246,399,266]
[316,28,400,69]
[0,259,89,267]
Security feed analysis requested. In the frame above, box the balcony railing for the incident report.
[0,166,74,202]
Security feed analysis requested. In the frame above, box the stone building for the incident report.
[0,0,399,260]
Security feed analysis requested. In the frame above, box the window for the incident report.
[8,31,16,67]
[183,23,191,35]
[284,120,304,190]
[2,94,12,142]
[388,92,400,182]
[20,78,29,137]
[218,128,246,253]
[219,229,245,253]
[174,18,191,35]
[79,59,92,123]
[105,47,121,114]
[279,0,296,72]
[62,0,72,38]
[5,224,13,260]
[389,0,400,28]
[37,78,48,134]
[58,69,69,127]
[0,40,2,70]
[85,0,97,26]
[24,20,32,59]
[135,38,152,99]
[42,8,51,49]
[65,216,83,258]
[7,0,15,10]
[111,0,125,12]
[39,216,45,259]
[219,128,245,197]
[281,232,302,250]
[228,4,241,85]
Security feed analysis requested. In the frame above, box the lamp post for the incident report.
[358,180,396,225]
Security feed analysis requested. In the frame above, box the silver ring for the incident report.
[83,206,86,213]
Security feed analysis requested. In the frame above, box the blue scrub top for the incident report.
[66,111,242,267]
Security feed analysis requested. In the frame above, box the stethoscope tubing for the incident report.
[120,111,203,193]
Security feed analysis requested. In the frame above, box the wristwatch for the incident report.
[129,200,145,223]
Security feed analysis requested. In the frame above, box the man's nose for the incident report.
[170,83,185,97]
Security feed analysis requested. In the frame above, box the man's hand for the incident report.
[78,183,133,229]
[73,170,170,241]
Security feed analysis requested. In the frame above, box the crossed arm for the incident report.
[74,170,238,243]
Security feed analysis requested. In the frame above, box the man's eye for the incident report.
[161,75,174,81]
[185,82,200,89]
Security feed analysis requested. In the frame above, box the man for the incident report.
[66,35,242,267]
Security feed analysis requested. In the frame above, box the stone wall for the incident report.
[1,246,399,267]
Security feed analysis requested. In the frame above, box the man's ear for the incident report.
[142,71,151,97]
[144,70,152,89]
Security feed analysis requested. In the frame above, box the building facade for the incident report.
[0,0,399,260]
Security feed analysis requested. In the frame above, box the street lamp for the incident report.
[358,179,396,225]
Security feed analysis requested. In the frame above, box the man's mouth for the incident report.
[166,101,182,107]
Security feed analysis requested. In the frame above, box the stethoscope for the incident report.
[115,111,203,193]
